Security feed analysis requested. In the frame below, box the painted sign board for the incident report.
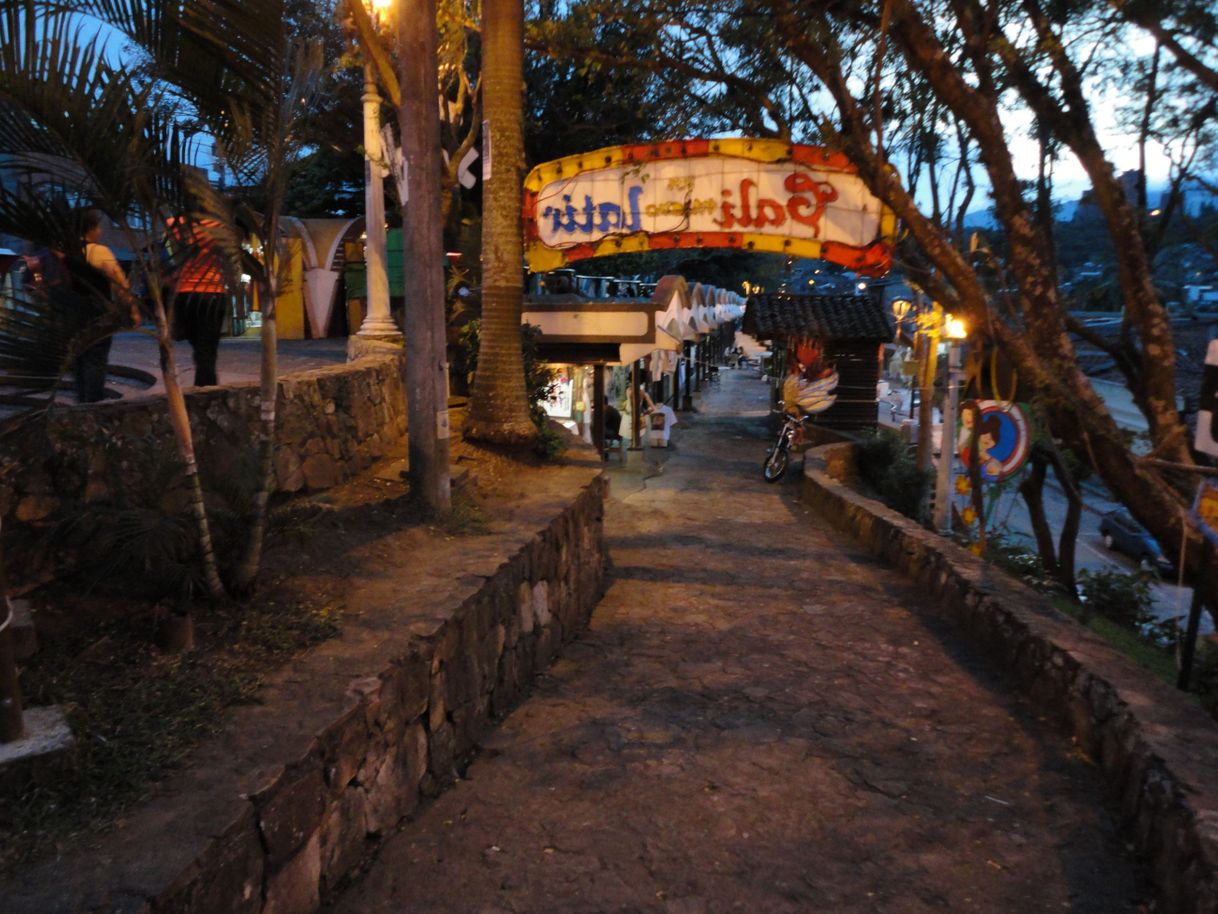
[957,400,1031,483]
[523,139,896,275]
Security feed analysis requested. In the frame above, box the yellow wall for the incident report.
[276,239,306,340]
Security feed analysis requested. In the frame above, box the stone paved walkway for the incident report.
[325,369,1151,913]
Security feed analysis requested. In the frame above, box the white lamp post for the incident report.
[357,0,400,340]
[934,315,968,534]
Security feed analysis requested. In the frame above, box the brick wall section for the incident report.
[5,466,608,914]
[803,442,1218,914]
[0,354,407,582]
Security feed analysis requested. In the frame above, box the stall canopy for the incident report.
[521,273,743,367]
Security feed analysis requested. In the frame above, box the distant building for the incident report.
[1185,285,1218,308]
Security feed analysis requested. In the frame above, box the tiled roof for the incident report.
[742,293,894,342]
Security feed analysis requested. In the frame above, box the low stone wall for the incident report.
[0,354,407,583]
[6,465,608,914]
[802,443,1218,914]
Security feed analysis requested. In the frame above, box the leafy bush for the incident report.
[985,534,1059,593]
[855,429,931,520]
[1076,567,1155,629]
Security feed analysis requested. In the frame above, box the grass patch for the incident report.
[0,595,341,875]
[1051,594,1180,684]
[438,487,491,536]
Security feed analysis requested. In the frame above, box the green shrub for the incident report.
[985,534,1059,593]
[855,430,931,520]
[1076,567,1155,629]
[534,420,568,460]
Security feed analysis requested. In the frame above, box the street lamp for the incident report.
[934,314,969,534]
[356,0,400,340]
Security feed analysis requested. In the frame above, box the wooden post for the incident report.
[681,342,694,411]
[629,361,642,450]
[592,366,606,459]
[1178,547,1210,691]
[399,0,451,514]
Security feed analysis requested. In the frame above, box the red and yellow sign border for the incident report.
[522,138,897,275]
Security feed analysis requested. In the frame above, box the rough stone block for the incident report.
[389,653,431,722]
[317,703,368,792]
[257,767,326,868]
[262,833,320,914]
[428,721,456,787]
[155,806,263,914]
[532,580,551,628]
[428,668,446,732]
[319,791,369,892]
[517,581,534,635]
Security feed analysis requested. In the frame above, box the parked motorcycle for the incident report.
[762,404,807,482]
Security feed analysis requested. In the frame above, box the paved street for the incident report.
[324,369,1150,913]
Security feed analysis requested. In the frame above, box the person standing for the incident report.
[167,218,229,387]
[70,210,138,402]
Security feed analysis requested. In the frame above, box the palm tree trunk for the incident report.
[233,233,280,593]
[153,292,226,602]
[464,0,537,445]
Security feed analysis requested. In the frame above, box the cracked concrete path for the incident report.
[325,369,1151,913]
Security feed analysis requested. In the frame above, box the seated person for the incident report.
[604,396,623,452]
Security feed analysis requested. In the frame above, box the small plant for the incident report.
[534,420,568,460]
[854,429,931,520]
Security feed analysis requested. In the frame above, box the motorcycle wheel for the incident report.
[763,443,789,482]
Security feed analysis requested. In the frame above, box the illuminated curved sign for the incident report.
[523,138,896,275]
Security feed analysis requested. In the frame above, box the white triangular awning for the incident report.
[615,326,683,365]
[303,268,340,339]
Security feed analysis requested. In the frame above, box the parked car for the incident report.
[1098,510,1175,577]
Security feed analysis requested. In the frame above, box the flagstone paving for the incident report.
[324,369,1151,913]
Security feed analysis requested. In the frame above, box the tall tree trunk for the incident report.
[399,0,453,512]
[464,0,538,445]
[233,229,280,593]
[1048,441,1083,598]
[1019,447,1060,577]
